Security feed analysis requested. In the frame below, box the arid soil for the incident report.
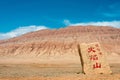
[0,26,120,57]
[0,63,120,80]
[0,26,120,80]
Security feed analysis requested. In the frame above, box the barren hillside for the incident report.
[0,26,120,63]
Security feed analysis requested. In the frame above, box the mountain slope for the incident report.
[0,26,120,57]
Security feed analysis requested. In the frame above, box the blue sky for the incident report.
[0,0,120,39]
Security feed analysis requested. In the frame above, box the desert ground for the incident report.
[0,26,120,80]
[0,56,120,80]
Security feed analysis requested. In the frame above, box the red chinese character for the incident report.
[95,44,99,47]
[88,47,96,53]
[99,52,102,55]
[93,62,101,69]
[89,55,98,60]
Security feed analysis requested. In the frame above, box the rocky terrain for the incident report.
[0,26,120,63]
[0,26,120,80]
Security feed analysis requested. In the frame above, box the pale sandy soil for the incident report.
[0,55,120,80]
[0,63,120,80]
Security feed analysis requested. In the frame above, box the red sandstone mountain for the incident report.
[0,26,120,58]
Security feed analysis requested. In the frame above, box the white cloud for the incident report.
[63,19,120,28]
[0,25,48,40]
[102,12,120,17]
[63,19,71,26]
[102,3,120,17]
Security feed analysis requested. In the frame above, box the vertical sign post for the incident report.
[80,42,112,74]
